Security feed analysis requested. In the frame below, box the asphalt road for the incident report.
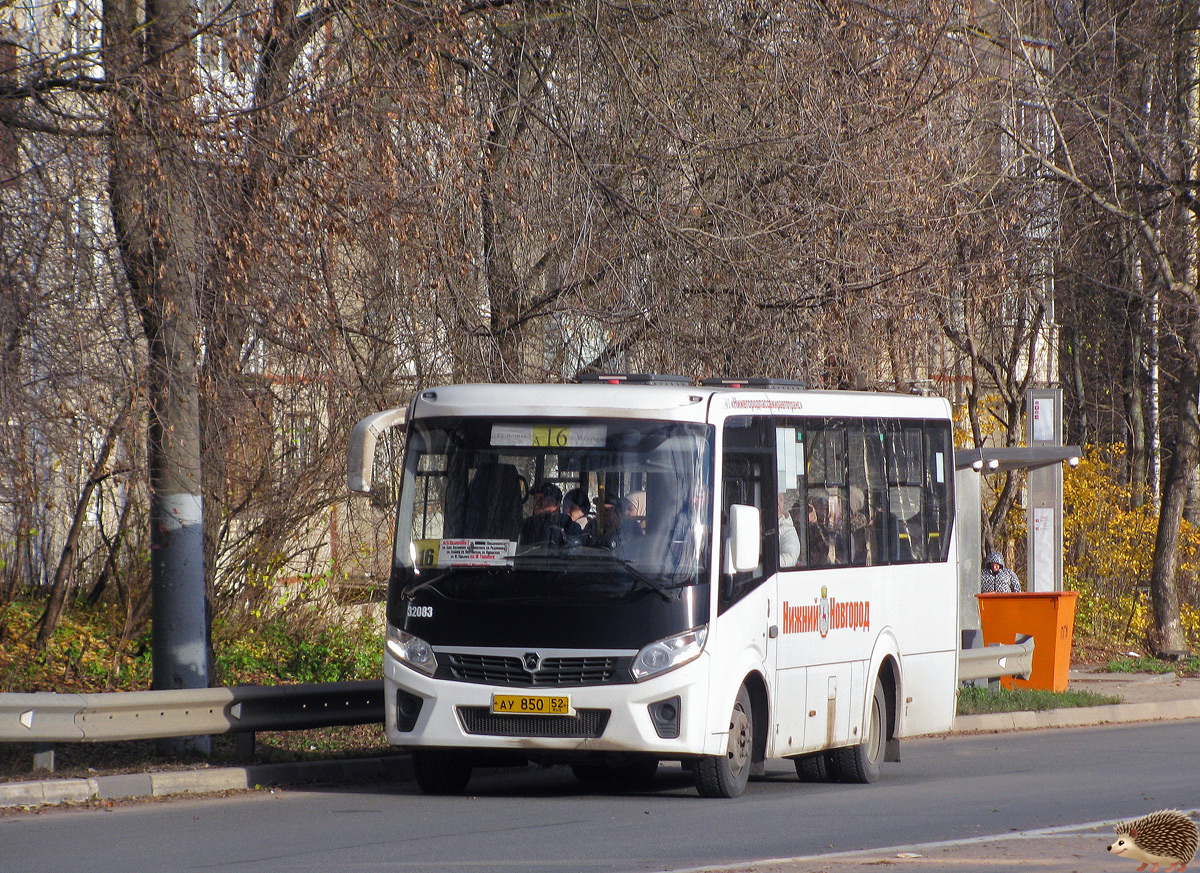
[3,721,1198,873]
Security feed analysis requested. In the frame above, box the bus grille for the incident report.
[456,707,610,738]
[440,653,627,687]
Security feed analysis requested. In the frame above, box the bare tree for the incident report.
[14,0,1176,673]
[970,0,1197,653]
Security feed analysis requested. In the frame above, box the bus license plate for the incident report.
[491,694,573,716]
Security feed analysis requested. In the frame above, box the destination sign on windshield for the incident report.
[490,424,607,448]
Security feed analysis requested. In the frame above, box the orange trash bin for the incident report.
[976,591,1078,692]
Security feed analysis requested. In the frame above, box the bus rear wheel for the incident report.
[794,751,838,782]
[695,685,753,798]
[831,679,886,784]
[412,749,473,795]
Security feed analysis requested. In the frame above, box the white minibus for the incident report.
[348,375,958,797]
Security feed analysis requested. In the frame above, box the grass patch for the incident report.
[211,614,382,686]
[1105,655,1200,677]
[957,684,1122,715]
[0,596,382,692]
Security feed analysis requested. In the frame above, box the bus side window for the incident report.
[805,422,851,567]
[720,416,770,608]
[722,454,766,579]
[775,426,803,570]
[848,424,887,566]
[886,425,926,562]
[924,423,954,561]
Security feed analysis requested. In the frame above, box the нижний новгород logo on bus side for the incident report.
[782,586,870,637]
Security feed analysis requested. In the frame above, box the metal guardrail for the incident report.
[958,634,1035,682]
[1,642,1030,770]
[0,681,384,769]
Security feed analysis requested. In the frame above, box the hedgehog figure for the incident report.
[1108,810,1199,873]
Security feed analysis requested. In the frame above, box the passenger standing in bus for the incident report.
[778,492,801,567]
[981,551,1022,592]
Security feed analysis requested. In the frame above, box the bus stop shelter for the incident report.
[954,444,1081,646]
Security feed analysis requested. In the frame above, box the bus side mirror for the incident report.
[348,407,407,493]
[723,504,761,575]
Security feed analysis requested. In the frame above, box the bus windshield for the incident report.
[394,417,713,600]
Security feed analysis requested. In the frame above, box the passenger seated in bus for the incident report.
[588,493,643,549]
[789,499,806,542]
[807,491,852,566]
[825,491,856,565]
[778,492,801,567]
[563,488,592,534]
[624,490,647,532]
[847,486,871,564]
[806,493,834,566]
[519,482,581,548]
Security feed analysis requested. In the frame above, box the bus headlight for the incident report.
[631,626,707,681]
[386,625,438,676]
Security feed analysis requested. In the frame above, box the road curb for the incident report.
[952,698,1200,733]
[0,754,413,809]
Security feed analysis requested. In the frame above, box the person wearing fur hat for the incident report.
[981,551,1022,593]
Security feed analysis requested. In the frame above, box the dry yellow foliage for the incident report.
[1064,446,1200,648]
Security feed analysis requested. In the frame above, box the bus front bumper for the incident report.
[383,651,713,757]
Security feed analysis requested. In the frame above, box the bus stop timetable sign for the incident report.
[415,538,514,568]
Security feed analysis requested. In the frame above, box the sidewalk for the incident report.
[681,823,1172,873]
[3,668,1199,810]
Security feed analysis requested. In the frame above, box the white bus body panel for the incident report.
[385,652,715,754]
[382,382,960,766]
[769,560,959,750]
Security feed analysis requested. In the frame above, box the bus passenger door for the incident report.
[803,650,853,752]
[770,422,808,757]
[770,577,808,758]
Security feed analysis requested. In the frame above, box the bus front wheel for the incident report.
[832,679,886,784]
[412,749,473,795]
[695,685,753,798]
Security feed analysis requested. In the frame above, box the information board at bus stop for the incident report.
[1026,389,1064,593]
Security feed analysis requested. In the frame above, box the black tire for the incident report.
[831,679,887,784]
[695,685,754,798]
[571,756,658,786]
[611,755,659,786]
[793,751,838,783]
[412,749,473,795]
[570,763,610,783]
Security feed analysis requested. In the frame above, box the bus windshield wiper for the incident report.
[401,575,440,599]
[401,564,510,599]
[603,553,672,602]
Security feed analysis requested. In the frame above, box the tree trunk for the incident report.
[1149,331,1197,655]
[1177,0,1200,529]
[34,397,130,648]
[1149,288,1162,502]
[1146,0,1200,654]
[104,0,210,751]
[1126,300,1147,505]
[1065,324,1089,448]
